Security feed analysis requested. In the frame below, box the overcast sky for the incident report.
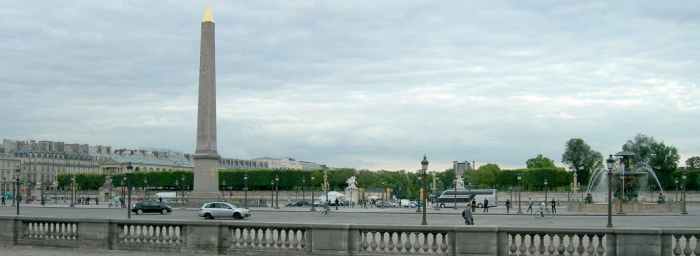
[1,1,698,171]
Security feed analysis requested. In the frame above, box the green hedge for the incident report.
[111,171,193,189]
[57,174,105,191]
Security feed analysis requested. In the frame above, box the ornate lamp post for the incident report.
[544,179,549,204]
[274,175,280,209]
[243,174,249,208]
[517,175,523,214]
[606,155,615,228]
[180,175,186,203]
[144,177,148,200]
[269,179,274,208]
[126,162,133,219]
[70,175,76,208]
[310,176,316,211]
[15,167,21,216]
[681,171,688,215]
[302,177,306,203]
[38,181,44,206]
[675,179,680,202]
[420,155,429,226]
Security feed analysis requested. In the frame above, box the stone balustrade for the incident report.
[0,216,698,256]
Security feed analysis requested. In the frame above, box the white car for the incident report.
[198,202,251,220]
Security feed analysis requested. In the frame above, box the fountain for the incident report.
[570,151,676,213]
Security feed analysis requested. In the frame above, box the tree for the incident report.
[562,138,603,186]
[622,134,680,189]
[526,154,555,169]
[622,134,657,165]
[473,164,500,187]
[686,156,700,169]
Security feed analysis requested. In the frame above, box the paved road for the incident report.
[1,206,699,228]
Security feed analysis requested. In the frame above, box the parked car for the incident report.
[131,200,172,215]
[199,202,251,220]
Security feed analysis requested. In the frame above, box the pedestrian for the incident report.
[551,198,557,215]
[1,196,5,207]
[471,199,476,212]
[462,203,474,225]
[505,199,511,214]
[483,198,489,213]
[334,198,339,210]
[527,198,534,215]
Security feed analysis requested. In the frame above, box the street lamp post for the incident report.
[517,175,523,214]
[270,180,274,208]
[70,176,76,208]
[606,155,614,228]
[243,174,248,208]
[302,177,306,203]
[15,168,20,215]
[126,163,133,219]
[675,179,680,202]
[275,175,280,209]
[420,155,429,226]
[544,179,549,204]
[180,176,186,204]
[681,171,688,215]
[310,176,316,211]
[144,178,148,200]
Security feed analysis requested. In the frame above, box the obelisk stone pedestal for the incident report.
[189,7,221,206]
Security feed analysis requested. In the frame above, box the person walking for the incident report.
[1,196,5,207]
[471,199,476,212]
[483,198,489,213]
[505,199,511,214]
[462,203,474,225]
[527,197,534,215]
[551,198,557,215]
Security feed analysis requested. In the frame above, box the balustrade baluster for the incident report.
[537,233,546,255]
[557,234,566,256]
[684,235,692,256]
[431,233,438,253]
[547,234,555,256]
[693,235,700,256]
[276,228,283,248]
[395,232,403,252]
[509,233,518,255]
[379,231,386,251]
[673,234,682,256]
[576,234,585,256]
[422,232,429,253]
[586,234,595,256]
[361,231,369,251]
[413,233,422,252]
[596,234,605,256]
[527,234,536,255]
[370,231,378,251]
[387,232,395,252]
[404,232,412,252]
[517,234,527,256]
[566,235,575,255]
[440,233,448,254]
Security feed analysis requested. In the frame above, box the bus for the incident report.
[434,188,498,208]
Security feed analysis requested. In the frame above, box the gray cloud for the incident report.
[1,1,698,171]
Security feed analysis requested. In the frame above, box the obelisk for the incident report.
[192,7,220,197]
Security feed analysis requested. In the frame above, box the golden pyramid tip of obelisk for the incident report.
[203,6,214,22]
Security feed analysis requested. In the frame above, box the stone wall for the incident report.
[0,216,697,255]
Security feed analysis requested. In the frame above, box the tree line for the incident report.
[55,133,699,195]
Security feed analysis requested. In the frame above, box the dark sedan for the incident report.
[131,201,172,215]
